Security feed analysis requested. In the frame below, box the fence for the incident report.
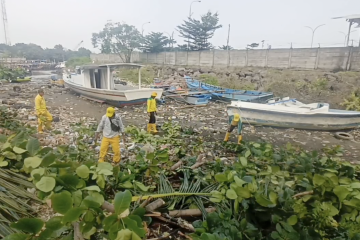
[91,46,360,71]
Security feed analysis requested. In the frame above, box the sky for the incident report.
[4,0,360,52]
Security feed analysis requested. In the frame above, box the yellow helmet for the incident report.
[234,113,240,121]
[106,107,115,117]
[151,92,158,97]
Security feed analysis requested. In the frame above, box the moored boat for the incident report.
[163,89,210,105]
[186,76,273,103]
[9,77,32,83]
[226,99,360,131]
[63,63,163,107]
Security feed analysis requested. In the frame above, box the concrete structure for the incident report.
[91,47,360,71]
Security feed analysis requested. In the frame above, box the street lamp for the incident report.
[305,24,325,48]
[141,22,150,36]
[339,30,356,46]
[164,31,174,49]
[188,0,201,50]
[189,0,201,18]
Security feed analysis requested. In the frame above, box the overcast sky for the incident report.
[5,0,360,51]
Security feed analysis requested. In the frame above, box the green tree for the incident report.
[143,32,172,53]
[65,57,92,69]
[0,43,92,62]
[177,11,222,51]
[218,45,233,50]
[92,22,143,63]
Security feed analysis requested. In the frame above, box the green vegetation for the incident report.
[142,32,176,53]
[177,11,222,51]
[199,74,219,86]
[341,90,360,111]
[1,106,360,239]
[311,77,328,91]
[65,57,92,69]
[0,43,91,62]
[91,11,222,59]
[114,66,155,85]
[0,66,28,80]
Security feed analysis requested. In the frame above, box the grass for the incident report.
[199,74,219,86]
[115,65,155,85]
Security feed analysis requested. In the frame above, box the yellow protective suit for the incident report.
[35,94,52,133]
[147,98,157,113]
[99,135,121,163]
[147,97,158,133]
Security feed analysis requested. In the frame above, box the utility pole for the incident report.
[226,24,230,50]
[305,24,325,48]
[1,0,10,45]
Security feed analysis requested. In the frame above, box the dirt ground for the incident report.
[1,70,360,162]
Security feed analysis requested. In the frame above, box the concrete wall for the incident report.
[91,47,360,71]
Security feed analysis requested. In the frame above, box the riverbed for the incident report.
[1,71,359,162]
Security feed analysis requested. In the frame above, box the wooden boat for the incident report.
[63,63,163,107]
[226,99,360,131]
[186,76,273,103]
[9,77,32,83]
[163,89,210,105]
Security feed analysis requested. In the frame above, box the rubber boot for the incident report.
[147,123,152,133]
[45,122,52,131]
[151,124,158,133]
[38,123,43,134]
[237,135,243,145]
[224,132,230,142]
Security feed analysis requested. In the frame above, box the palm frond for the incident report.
[132,171,220,220]
[0,169,41,238]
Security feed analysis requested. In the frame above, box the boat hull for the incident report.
[186,77,273,103]
[211,92,273,103]
[163,91,209,105]
[64,80,163,107]
[227,105,360,131]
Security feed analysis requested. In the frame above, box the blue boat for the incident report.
[185,76,274,103]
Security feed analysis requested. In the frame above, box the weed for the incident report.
[341,89,360,111]
[115,65,155,85]
[311,77,328,91]
[199,74,219,86]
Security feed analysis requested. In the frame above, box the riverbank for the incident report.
[0,71,359,161]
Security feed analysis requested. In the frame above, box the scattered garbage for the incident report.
[0,74,359,161]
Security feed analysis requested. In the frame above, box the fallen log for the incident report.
[145,199,165,212]
[169,208,216,218]
[170,160,183,170]
[73,222,84,240]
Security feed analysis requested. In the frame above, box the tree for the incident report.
[174,44,189,51]
[143,32,171,53]
[0,43,92,62]
[92,22,143,63]
[177,11,222,51]
[218,45,233,50]
[247,43,259,49]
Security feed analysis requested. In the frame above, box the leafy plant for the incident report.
[341,90,360,111]
[199,74,219,86]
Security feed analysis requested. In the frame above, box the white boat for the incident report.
[63,63,163,107]
[227,98,360,130]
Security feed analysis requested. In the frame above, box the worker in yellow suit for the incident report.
[224,113,243,144]
[93,107,126,163]
[35,89,53,133]
[147,92,158,133]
